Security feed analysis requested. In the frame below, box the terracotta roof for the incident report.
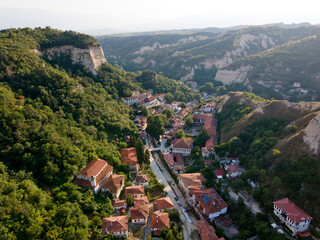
[76,160,113,188]
[101,174,125,195]
[134,196,149,207]
[130,204,149,220]
[77,159,108,178]
[197,220,224,240]
[173,153,184,166]
[274,198,312,224]
[74,178,91,188]
[102,216,128,234]
[125,185,145,196]
[227,164,245,174]
[178,173,205,188]
[193,188,228,216]
[163,153,174,167]
[214,169,225,177]
[172,165,186,174]
[136,173,150,185]
[150,212,170,230]
[172,138,193,149]
[153,197,174,211]
[112,199,127,208]
[120,148,138,165]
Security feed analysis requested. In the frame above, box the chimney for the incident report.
[91,175,96,187]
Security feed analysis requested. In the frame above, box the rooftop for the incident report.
[125,185,145,196]
[153,197,174,211]
[274,198,312,224]
[172,138,193,149]
[178,173,206,188]
[102,215,128,233]
[101,174,125,195]
[197,220,224,240]
[150,212,170,230]
[120,147,138,165]
[130,204,149,220]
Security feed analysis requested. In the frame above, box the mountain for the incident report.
[99,24,320,100]
[216,34,320,101]
[215,91,320,220]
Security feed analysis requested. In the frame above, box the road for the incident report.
[146,135,196,239]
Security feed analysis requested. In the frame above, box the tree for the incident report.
[272,149,281,158]
[126,195,134,207]
[175,129,185,139]
[184,116,194,128]
[216,86,228,96]
[179,102,187,108]
[194,128,211,147]
[162,109,174,119]
[139,105,149,116]
[146,115,165,138]
[165,93,174,104]
[144,149,150,165]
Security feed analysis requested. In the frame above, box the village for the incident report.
[74,90,313,240]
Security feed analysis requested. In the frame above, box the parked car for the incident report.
[175,196,178,201]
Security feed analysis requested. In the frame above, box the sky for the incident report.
[0,0,320,35]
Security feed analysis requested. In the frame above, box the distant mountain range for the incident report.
[98,23,320,101]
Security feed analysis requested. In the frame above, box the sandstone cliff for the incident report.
[38,45,107,75]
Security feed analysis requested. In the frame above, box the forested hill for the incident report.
[214,92,320,222]
[99,24,320,101]
[0,28,140,239]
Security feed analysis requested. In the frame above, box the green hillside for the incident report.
[99,25,320,89]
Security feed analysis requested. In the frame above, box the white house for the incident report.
[172,138,193,156]
[273,198,312,237]
[102,216,128,238]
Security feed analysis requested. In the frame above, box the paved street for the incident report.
[146,135,197,239]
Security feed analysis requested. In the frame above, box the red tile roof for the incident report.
[172,138,193,149]
[120,148,138,165]
[227,164,245,174]
[197,220,224,240]
[112,199,127,208]
[163,153,174,167]
[77,159,108,178]
[76,159,113,188]
[178,173,206,188]
[173,153,184,166]
[130,204,149,220]
[153,197,174,211]
[102,216,128,234]
[101,174,125,195]
[274,198,312,224]
[150,212,170,230]
[214,169,225,177]
[193,188,228,216]
[136,173,150,185]
[125,185,145,196]
[134,196,149,207]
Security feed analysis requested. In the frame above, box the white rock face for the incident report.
[43,45,107,75]
[200,33,275,70]
[302,112,320,154]
[215,66,252,85]
[132,57,145,64]
[180,67,195,81]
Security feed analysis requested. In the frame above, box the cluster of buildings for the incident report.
[123,91,162,107]
[74,146,178,238]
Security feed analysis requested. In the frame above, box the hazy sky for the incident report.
[1,0,320,34]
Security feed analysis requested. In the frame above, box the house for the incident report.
[150,212,170,236]
[273,198,312,237]
[136,172,150,187]
[130,204,149,224]
[143,96,159,107]
[155,93,165,101]
[125,185,145,198]
[178,173,206,197]
[133,115,147,131]
[163,153,184,169]
[133,196,149,207]
[201,92,208,98]
[189,188,228,221]
[172,138,193,156]
[293,82,301,88]
[153,197,174,212]
[101,174,125,199]
[214,169,225,179]
[102,215,128,238]
[123,93,150,105]
[120,148,139,171]
[194,109,204,115]
[202,147,211,158]
[202,102,215,113]
[225,164,245,178]
[172,165,186,175]
[138,131,146,140]
[197,220,225,240]
[186,81,198,88]
[112,199,127,211]
[75,159,113,194]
